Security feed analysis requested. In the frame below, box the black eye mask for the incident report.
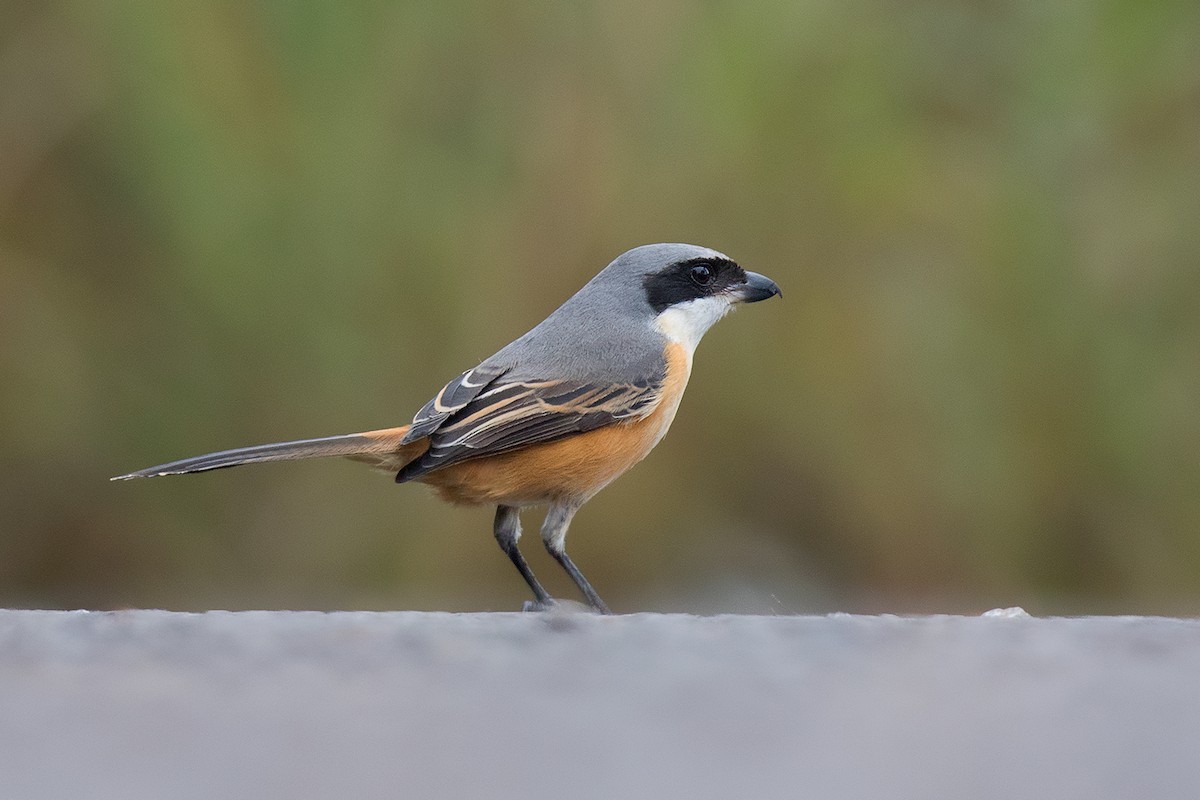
[642,257,747,313]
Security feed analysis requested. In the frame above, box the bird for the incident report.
[113,243,781,613]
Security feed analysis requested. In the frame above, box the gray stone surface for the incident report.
[0,609,1197,800]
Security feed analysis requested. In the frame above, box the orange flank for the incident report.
[420,343,692,506]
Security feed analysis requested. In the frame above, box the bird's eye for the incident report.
[689,263,715,286]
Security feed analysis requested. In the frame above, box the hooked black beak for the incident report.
[733,271,782,303]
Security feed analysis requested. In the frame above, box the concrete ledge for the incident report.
[1,609,1198,799]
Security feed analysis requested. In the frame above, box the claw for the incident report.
[521,599,559,613]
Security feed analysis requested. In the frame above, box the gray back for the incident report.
[484,243,729,383]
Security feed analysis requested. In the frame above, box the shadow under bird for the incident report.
[114,243,781,613]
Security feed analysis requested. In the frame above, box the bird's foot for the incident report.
[522,598,602,616]
[521,598,559,613]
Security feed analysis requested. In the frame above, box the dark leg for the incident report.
[494,505,554,610]
[541,503,612,614]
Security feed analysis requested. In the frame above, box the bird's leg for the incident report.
[493,505,555,611]
[541,502,612,614]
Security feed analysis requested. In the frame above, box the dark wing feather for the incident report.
[401,363,510,444]
[395,376,661,483]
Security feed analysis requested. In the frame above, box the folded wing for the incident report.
[395,375,662,483]
[401,363,511,444]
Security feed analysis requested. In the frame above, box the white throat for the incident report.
[653,296,734,363]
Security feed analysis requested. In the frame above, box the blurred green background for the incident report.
[2,1,1198,614]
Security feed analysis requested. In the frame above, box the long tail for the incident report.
[111,426,427,480]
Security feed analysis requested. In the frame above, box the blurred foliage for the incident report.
[1,1,1198,613]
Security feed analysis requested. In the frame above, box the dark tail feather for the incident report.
[111,426,424,480]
